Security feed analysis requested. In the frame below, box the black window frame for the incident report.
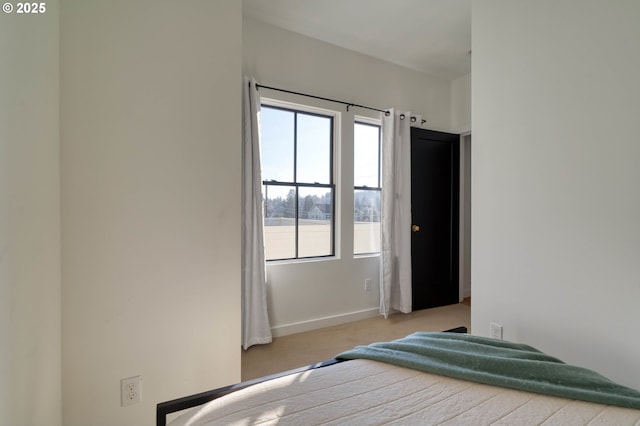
[261,104,336,261]
[353,120,382,255]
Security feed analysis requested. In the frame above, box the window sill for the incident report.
[354,253,381,260]
[266,256,339,267]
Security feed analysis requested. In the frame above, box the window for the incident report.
[353,121,381,254]
[261,105,335,261]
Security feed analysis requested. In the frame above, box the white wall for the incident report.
[243,18,453,335]
[451,73,471,134]
[0,3,61,425]
[472,0,640,389]
[61,1,242,425]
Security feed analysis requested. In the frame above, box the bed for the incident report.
[157,327,640,425]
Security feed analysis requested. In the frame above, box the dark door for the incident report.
[411,128,459,310]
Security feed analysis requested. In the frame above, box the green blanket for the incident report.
[336,332,640,410]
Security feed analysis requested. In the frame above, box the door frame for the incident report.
[458,132,472,302]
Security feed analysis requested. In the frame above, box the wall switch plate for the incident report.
[121,376,141,406]
[490,322,503,340]
[364,278,372,291]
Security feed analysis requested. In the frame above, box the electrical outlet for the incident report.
[490,322,503,340]
[121,376,141,406]
[364,278,372,291]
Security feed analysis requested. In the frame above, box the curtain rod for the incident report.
[255,83,391,116]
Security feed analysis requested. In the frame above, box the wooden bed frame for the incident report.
[156,326,467,426]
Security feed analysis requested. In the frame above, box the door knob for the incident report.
[411,224,420,232]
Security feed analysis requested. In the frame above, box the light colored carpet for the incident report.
[242,302,471,381]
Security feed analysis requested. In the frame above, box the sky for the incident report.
[260,106,380,200]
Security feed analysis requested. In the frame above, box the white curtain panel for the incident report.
[379,109,413,318]
[241,77,272,349]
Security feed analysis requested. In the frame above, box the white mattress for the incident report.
[170,359,640,425]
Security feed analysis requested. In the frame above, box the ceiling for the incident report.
[242,0,471,81]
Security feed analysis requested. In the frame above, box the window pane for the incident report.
[263,185,296,260]
[297,113,331,184]
[261,107,294,182]
[354,190,381,254]
[354,123,380,188]
[298,187,333,257]
[260,103,335,261]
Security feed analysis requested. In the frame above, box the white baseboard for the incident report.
[271,308,380,338]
